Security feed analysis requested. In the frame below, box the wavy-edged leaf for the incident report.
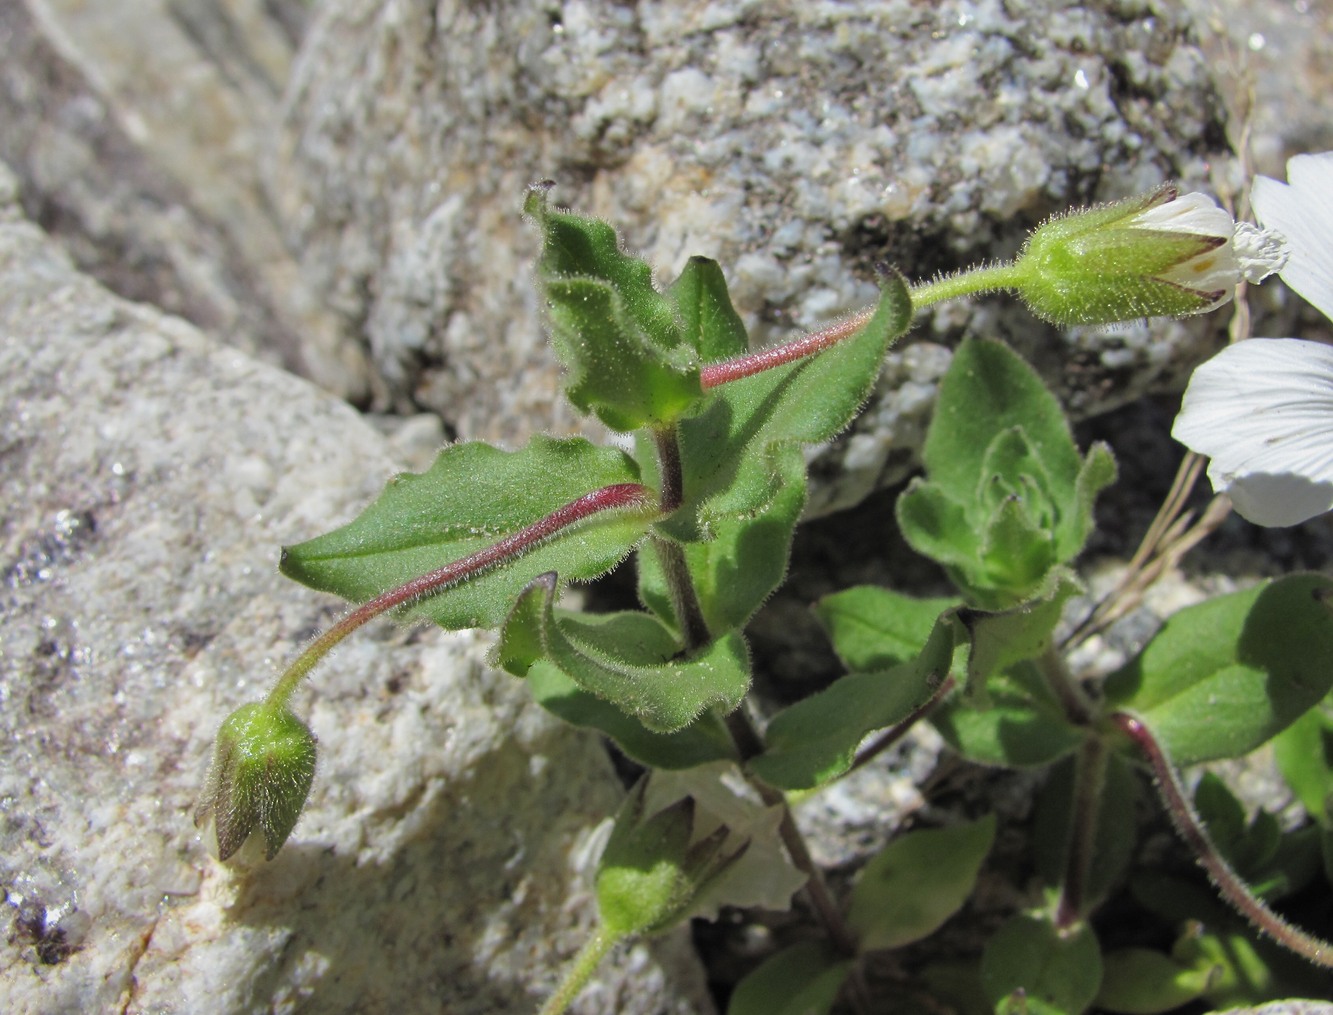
[526,187,701,430]
[280,437,655,630]
[527,660,736,769]
[499,573,749,732]
[1104,573,1333,765]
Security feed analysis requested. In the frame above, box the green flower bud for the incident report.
[1012,185,1274,326]
[194,703,316,861]
[595,779,750,938]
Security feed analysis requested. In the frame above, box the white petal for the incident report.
[1132,191,1233,238]
[1172,338,1333,526]
[1251,151,1333,323]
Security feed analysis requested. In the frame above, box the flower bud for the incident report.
[595,779,750,938]
[194,703,317,861]
[1012,185,1279,326]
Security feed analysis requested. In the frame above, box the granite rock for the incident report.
[0,0,368,402]
[0,162,709,1015]
[269,0,1239,509]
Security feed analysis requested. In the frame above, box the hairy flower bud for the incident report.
[595,779,750,938]
[1012,185,1283,326]
[194,703,317,861]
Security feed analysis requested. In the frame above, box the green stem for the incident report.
[264,483,656,711]
[1112,712,1333,969]
[908,262,1025,311]
[1056,732,1108,928]
[538,924,620,1015]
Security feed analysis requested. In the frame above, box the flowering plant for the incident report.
[196,169,1333,1014]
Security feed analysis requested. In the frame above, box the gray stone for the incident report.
[267,0,1238,508]
[0,162,709,1014]
[0,0,369,402]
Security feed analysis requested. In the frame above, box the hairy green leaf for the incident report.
[1104,573,1333,765]
[526,187,701,430]
[932,662,1083,768]
[499,573,749,732]
[749,609,960,790]
[663,276,913,543]
[527,661,736,770]
[280,437,654,630]
[816,587,961,673]
[669,255,750,361]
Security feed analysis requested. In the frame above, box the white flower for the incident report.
[1172,152,1333,526]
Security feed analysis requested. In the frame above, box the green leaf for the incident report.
[498,573,750,732]
[640,444,808,637]
[669,256,750,362]
[1272,703,1333,825]
[664,275,913,542]
[815,586,961,672]
[726,941,853,1015]
[1094,948,1210,1014]
[959,570,1081,698]
[525,187,701,430]
[527,660,736,770]
[932,663,1083,768]
[981,914,1101,1015]
[848,814,995,952]
[749,609,960,790]
[1104,573,1333,765]
[898,338,1114,608]
[280,436,654,630]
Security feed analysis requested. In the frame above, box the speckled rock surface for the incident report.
[0,162,709,1015]
[0,0,367,401]
[268,0,1241,509]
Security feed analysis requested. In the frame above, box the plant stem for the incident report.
[538,925,619,1015]
[847,675,957,775]
[264,483,657,711]
[1056,732,1108,929]
[909,262,1025,310]
[648,427,713,650]
[1034,645,1096,728]
[1112,712,1333,969]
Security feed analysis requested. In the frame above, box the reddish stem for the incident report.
[268,483,657,708]
[699,307,875,388]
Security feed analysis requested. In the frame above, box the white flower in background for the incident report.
[1172,151,1333,526]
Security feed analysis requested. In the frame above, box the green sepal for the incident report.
[848,815,996,953]
[897,338,1114,609]
[498,573,750,733]
[981,914,1102,1015]
[527,660,737,770]
[726,940,853,1015]
[1104,573,1333,765]
[748,608,961,790]
[663,274,913,543]
[525,186,702,431]
[280,436,655,631]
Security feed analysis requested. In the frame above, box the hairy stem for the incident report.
[1056,732,1108,928]
[265,483,657,711]
[538,925,619,1015]
[1034,646,1097,728]
[1112,712,1333,969]
[649,427,712,650]
[847,675,957,775]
